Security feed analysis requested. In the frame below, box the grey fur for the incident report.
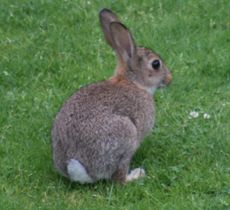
[51,8,172,183]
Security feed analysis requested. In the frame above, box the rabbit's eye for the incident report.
[152,59,160,70]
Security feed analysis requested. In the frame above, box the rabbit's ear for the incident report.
[99,8,120,49]
[110,22,136,63]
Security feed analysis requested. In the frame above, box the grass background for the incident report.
[0,0,230,209]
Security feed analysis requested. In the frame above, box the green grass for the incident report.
[0,0,230,209]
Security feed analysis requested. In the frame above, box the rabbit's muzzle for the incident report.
[162,70,172,86]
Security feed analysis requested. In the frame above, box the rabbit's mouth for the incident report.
[158,76,172,89]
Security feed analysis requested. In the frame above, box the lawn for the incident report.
[0,0,230,209]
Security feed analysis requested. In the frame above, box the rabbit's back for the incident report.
[52,80,154,179]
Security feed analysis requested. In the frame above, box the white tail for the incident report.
[67,159,93,183]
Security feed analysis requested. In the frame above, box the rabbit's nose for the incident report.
[163,71,172,86]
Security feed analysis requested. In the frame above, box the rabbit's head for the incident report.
[100,9,172,94]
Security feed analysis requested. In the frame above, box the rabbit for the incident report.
[51,8,172,184]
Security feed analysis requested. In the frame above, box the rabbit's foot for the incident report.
[126,168,145,182]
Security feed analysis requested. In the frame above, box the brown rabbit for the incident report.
[51,8,172,184]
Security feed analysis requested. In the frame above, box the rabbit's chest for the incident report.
[136,102,155,138]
